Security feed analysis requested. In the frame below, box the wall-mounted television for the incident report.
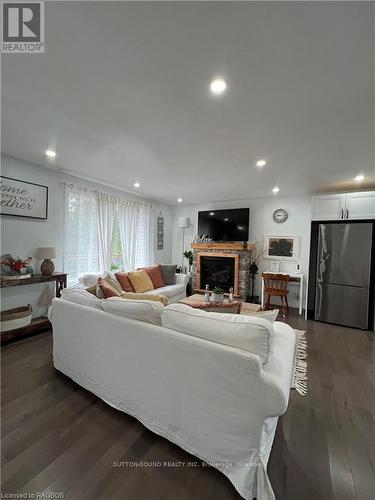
[198,208,250,242]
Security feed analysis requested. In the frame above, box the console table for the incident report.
[0,273,67,343]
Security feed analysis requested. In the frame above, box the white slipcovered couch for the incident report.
[78,272,190,304]
[49,292,295,500]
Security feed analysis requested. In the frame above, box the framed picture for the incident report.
[264,235,300,260]
[0,176,48,220]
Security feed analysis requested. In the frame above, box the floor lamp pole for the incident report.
[181,227,185,271]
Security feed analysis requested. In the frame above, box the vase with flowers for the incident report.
[1,254,31,280]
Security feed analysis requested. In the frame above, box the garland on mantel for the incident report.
[292,329,308,396]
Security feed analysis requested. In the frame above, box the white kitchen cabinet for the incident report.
[312,191,375,220]
[311,194,345,220]
[344,191,375,219]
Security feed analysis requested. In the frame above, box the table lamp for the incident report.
[37,247,57,275]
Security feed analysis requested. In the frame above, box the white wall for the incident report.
[1,154,174,317]
[172,196,311,308]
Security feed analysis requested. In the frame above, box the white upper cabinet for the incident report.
[312,191,375,220]
[311,194,345,220]
[344,191,375,219]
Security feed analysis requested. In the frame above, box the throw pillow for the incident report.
[159,264,177,285]
[127,270,154,293]
[97,277,120,298]
[85,284,97,296]
[115,272,135,293]
[120,292,168,306]
[185,301,242,314]
[142,265,165,289]
[102,272,123,295]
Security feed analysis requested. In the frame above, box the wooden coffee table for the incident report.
[180,294,261,316]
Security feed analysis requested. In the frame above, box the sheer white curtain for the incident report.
[97,193,117,271]
[136,203,154,268]
[118,200,154,270]
[118,200,140,271]
[63,184,99,285]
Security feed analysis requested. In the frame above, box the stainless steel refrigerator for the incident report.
[315,222,373,329]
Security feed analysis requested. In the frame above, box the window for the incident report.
[110,218,125,272]
[63,185,99,285]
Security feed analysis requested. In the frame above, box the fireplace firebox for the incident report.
[200,256,235,292]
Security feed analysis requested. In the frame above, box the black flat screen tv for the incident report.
[198,208,249,242]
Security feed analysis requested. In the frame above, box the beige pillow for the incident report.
[121,292,168,306]
[127,270,154,293]
[102,272,123,294]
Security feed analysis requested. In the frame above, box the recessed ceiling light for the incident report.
[256,159,267,167]
[272,186,280,194]
[133,182,140,188]
[224,218,229,222]
[177,198,183,203]
[210,78,227,95]
[355,174,365,182]
[45,149,56,158]
[209,212,215,216]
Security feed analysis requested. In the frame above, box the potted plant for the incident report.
[212,287,224,303]
[183,250,194,273]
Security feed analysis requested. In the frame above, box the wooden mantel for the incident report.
[191,242,254,251]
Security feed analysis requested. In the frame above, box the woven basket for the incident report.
[0,304,32,332]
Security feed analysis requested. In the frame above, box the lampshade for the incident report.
[178,217,190,229]
[37,247,57,259]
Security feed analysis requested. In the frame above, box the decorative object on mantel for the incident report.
[178,217,190,272]
[157,212,164,250]
[212,287,224,303]
[1,254,31,279]
[193,235,213,243]
[37,247,57,275]
[273,208,288,223]
[0,304,32,332]
[264,235,300,260]
[0,176,48,219]
[39,285,55,317]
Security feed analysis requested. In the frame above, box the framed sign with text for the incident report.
[0,176,48,220]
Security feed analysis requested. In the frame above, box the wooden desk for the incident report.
[0,273,67,343]
[261,272,304,315]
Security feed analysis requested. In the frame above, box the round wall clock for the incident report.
[273,208,288,223]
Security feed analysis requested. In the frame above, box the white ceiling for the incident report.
[2,1,375,205]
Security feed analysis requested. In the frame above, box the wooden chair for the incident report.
[262,273,290,318]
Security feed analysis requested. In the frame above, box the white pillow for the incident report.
[161,303,273,364]
[102,297,164,325]
[61,288,102,309]
[78,273,100,286]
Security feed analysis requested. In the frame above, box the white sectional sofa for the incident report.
[78,271,190,303]
[50,292,295,500]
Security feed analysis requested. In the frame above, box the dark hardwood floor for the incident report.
[1,315,375,500]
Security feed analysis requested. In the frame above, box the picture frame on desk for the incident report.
[270,260,280,272]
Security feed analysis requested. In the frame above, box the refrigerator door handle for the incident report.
[346,208,349,219]
[338,208,343,219]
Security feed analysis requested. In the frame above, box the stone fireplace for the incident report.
[191,242,252,299]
